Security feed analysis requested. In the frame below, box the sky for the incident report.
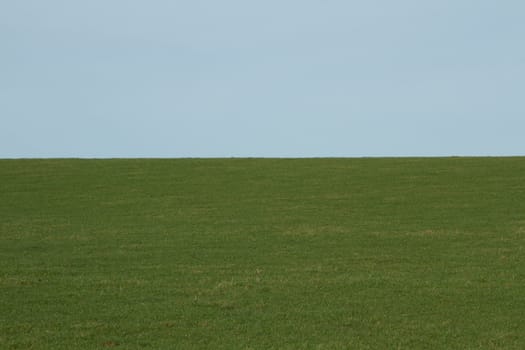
[1,0,524,158]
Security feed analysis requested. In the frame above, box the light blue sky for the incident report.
[1,1,524,158]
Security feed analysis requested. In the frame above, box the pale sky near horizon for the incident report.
[1,1,524,158]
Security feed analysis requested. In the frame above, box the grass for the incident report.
[1,157,525,349]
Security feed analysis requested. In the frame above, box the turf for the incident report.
[1,157,525,349]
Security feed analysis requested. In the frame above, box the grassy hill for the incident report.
[1,157,525,349]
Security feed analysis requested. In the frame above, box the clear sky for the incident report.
[1,1,524,158]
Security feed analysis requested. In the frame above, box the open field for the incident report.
[1,157,525,349]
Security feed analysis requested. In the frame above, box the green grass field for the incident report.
[1,158,525,349]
